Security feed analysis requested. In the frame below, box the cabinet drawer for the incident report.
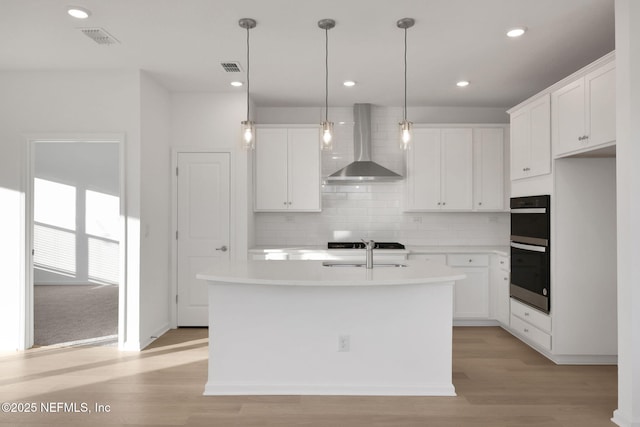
[448,254,489,267]
[510,298,551,333]
[408,254,447,265]
[510,315,552,351]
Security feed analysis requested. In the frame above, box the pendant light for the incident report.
[397,17,415,150]
[318,19,335,151]
[239,18,257,150]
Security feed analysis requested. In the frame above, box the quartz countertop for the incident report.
[249,245,508,256]
[197,260,465,287]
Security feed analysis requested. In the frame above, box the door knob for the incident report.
[216,245,228,252]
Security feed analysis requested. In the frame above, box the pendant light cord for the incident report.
[403,27,407,122]
[325,27,329,122]
[246,26,251,121]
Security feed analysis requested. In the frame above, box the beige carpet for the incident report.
[34,284,118,346]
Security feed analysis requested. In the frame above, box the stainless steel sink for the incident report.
[322,261,407,268]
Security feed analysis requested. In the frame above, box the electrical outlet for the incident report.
[338,335,350,352]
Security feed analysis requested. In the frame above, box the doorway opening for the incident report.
[29,139,122,347]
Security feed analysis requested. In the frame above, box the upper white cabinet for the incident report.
[552,60,616,157]
[473,128,504,211]
[405,128,473,211]
[509,94,551,180]
[254,126,321,212]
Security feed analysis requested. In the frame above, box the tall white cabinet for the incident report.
[506,51,617,364]
[254,126,321,212]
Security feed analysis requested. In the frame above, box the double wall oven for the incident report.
[510,195,551,313]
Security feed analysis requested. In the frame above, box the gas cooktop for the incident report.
[327,242,406,250]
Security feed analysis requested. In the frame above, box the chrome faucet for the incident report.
[362,239,375,269]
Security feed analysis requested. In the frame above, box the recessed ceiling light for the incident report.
[343,80,356,87]
[230,81,243,87]
[507,27,526,38]
[456,80,470,87]
[67,6,91,19]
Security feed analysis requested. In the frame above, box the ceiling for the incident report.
[0,0,615,109]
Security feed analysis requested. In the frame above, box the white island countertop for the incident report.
[197,259,466,287]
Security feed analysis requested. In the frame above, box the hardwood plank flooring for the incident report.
[0,327,617,426]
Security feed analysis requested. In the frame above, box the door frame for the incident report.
[170,149,234,328]
[23,133,126,350]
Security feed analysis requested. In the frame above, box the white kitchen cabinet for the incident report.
[254,126,321,212]
[490,254,510,326]
[405,128,473,211]
[473,128,504,211]
[448,254,489,319]
[510,298,552,351]
[552,60,615,157]
[407,253,447,265]
[509,94,551,180]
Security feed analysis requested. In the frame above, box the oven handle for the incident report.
[511,208,547,214]
[510,242,547,253]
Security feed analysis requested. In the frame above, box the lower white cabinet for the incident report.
[510,298,552,351]
[447,254,489,319]
[407,253,447,265]
[490,254,510,326]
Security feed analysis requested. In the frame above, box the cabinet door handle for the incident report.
[524,328,529,333]
[478,202,482,206]
[216,245,228,252]
[524,312,530,316]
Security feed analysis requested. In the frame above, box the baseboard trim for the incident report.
[612,409,640,427]
[204,382,457,397]
[454,319,500,327]
[140,323,171,350]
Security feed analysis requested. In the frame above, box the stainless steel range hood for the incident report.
[326,104,403,183]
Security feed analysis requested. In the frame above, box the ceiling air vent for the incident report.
[221,62,243,73]
[79,28,120,45]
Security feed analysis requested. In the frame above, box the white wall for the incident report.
[139,72,172,346]
[170,92,251,260]
[0,70,141,351]
[254,105,510,247]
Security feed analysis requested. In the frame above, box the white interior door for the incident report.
[177,152,230,326]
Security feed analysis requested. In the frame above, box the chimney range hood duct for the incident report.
[326,103,403,183]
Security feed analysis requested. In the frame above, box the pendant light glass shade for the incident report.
[397,18,415,151]
[241,120,255,150]
[318,19,335,151]
[239,18,257,150]
[399,120,412,150]
[321,120,334,147]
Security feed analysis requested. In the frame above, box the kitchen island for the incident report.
[197,260,465,396]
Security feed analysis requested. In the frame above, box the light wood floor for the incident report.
[0,327,616,426]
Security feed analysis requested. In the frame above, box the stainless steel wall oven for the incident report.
[510,195,551,313]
